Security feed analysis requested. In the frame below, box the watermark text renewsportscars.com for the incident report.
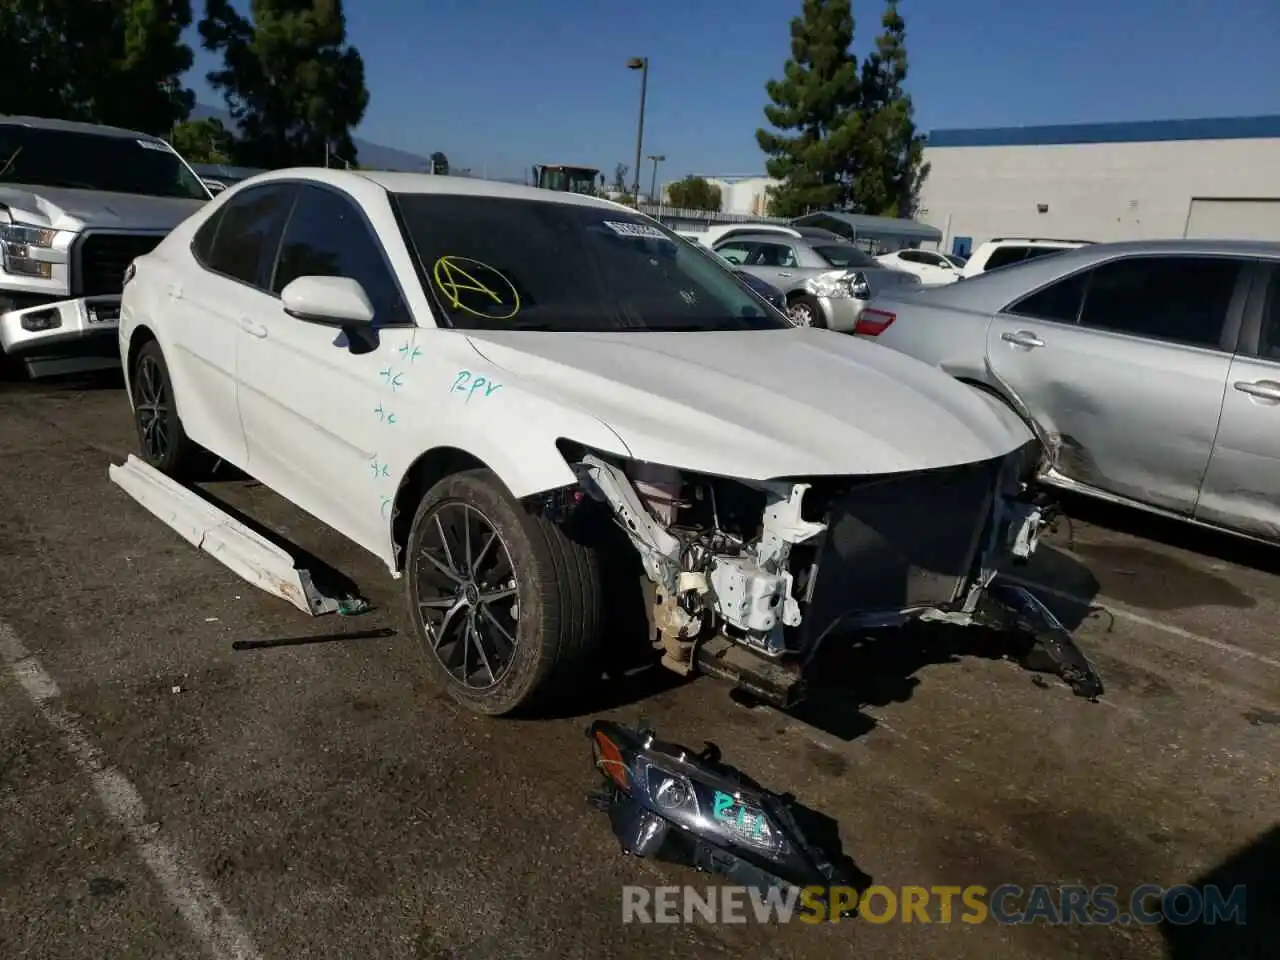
[621,883,1249,926]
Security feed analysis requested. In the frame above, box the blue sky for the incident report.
[183,0,1280,180]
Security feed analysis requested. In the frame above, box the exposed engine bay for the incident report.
[560,444,1103,704]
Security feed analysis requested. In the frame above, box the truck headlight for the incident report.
[807,269,870,300]
[0,215,59,279]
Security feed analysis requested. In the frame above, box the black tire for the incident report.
[130,339,203,477]
[788,294,826,328]
[405,468,603,716]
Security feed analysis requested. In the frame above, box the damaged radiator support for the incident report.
[108,455,342,616]
[575,448,1102,706]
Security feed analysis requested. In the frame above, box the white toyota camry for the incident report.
[118,169,1103,715]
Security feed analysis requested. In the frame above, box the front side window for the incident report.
[811,244,880,269]
[747,243,798,268]
[0,123,209,201]
[1078,256,1241,349]
[392,194,790,332]
[272,185,409,325]
[205,184,297,288]
[714,242,754,265]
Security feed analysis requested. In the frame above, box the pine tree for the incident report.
[756,0,862,218]
[851,0,929,216]
[199,0,369,168]
[0,0,194,134]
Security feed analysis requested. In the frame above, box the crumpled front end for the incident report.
[565,437,1100,704]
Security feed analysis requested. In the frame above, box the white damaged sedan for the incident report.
[118,169,1102,715]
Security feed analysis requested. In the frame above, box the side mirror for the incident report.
[280,275,375,327]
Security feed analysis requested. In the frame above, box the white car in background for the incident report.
[116,169,1101,716]
[876,248,966,285]
[961,238,1091,278]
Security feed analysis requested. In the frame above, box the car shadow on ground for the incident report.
[1160,824,1278,959]
[1055,490,1280,583]
[189,481,367,606]
[779,543,1104,742]
[0,365,125,391]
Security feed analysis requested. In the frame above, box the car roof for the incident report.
[226,167,644,214]
[714,232,847,246]
[887,237,1280,311]
[0,114,163,142]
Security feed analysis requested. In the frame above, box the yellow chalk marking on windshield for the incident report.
[432,256,520,320]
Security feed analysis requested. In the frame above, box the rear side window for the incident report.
[983,246,1030,271]
[1007,270,1089,323]
[1078,256,1241,349]
[205,183,297,288]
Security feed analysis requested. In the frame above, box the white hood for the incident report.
[464,327,1033,480]
[0,184,205,233]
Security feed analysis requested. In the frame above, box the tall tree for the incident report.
[756,0,862,218]
[666,176,722,212]
[170,117,232,164]
[851,0,928,216]
[0,0,194,134]
[199,0,369,169]
[612,162,629,192]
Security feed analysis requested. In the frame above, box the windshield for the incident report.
[0,124,209,200]
[393,194,793,332]
[943,253,968,267]
[811,244,880,269]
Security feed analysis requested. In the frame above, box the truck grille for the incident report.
[72,232,164,297]
[802,456,1001,638]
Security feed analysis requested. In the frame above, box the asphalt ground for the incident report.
[0,369,1276,959]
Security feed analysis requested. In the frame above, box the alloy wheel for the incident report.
[414,502,520,690]
[789,303,814,326]
[134,355,171,461]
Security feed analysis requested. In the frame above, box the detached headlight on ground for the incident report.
[588,720,859,909]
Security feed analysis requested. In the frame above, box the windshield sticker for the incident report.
[432,256,520,320]
[602,220,667,241]
[136,139,172,152]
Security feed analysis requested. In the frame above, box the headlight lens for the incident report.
[0,216,60,279]
[808,269,870,300]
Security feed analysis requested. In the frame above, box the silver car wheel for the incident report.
[788,302,814,326]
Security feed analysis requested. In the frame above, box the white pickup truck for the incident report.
[0,115,210,377]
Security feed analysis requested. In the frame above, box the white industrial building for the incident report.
[918,115,1280,258]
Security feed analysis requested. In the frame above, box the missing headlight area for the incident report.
[565,443,1103,705]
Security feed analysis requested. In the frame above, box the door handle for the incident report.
[238,315,268,339]
[1233,379,1280,402]
[1001,330,1045,349]
[776,271,793,277]
[167,282,183,300]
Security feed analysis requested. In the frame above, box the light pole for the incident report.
[647,154,665,205]
[626,57,648,205]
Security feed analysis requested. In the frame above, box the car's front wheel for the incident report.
[130,339,203,477]
[788,294,824,328]
[405,469,603,716]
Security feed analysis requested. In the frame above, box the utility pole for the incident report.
[647,154,665,205]
[626,57,649,206]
